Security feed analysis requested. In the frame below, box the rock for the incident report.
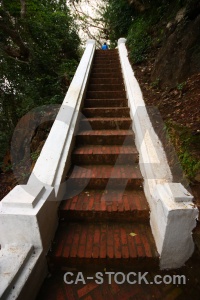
[151,14,200,89]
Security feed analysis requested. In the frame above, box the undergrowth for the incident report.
[165,120,200,180]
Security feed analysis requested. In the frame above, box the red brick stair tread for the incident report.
[82,108,130,118]
[73,145,138,155]
[77,130,133,136]
[61,189,149,212]
[76,130,135,145]
[52,222,158,259]
[68,164,142,179]
[81,117,131,121]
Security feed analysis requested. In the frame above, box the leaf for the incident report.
[129,232,137,237]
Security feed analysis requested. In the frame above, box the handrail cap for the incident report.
[118,38,127,45]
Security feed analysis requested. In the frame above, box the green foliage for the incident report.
[31,151,40,162]
[165,121,200,180]
[103,0,187,61]
[177,82,186,90]
[103,0,135,47]
[127,17,152,63]
[179,151,200,178]
[0,0,80,163]
[150,78,160,88]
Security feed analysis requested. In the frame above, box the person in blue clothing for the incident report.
[101,42,108,50]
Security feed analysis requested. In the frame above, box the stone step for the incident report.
[79,117,132,130]
[48,222,159,271]
[72,145,139,165]
[60,189,149,222]
[82,107,130,118]
[76,130,135,145]
[88,84,124,92]
[89,77,123,85]
[84,99,128,108]
[65,164,143,190]
[86,91,126,99]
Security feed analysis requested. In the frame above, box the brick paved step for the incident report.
[86,91,126,99]
[82,107,130,118]
[92,66,121,73]
[84,99,127,108]
[60,189,149,222]
[48,222,159,271]
[72,145,138,165]
[66,165,143,190]
[91,73,123,79]
[79,117,132,131]
[96,49,118,53]
[92,61,120,67]
[91,69,121,76]
[76,130,135,145]
[92,62,120,67]
[93,58,119,64]
[89,77,123,85]
[88,84,124,92]
[94,52,119,57]
[80,118,132,130]
[94,54,119,59]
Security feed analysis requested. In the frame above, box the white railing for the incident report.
[118,38,198,269]
[0,39,96,300]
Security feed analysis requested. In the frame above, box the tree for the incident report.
[102,0,136,46]
[67,0,107,47]
[0,0,80,162]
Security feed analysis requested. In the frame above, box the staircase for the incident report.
[47,49,159,273]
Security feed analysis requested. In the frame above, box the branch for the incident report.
[128,0,147,12]
[20,0,26,18]
[0,43,29,64]
[0,21,29,60]
[72,2,103,25]
[82,26,102,47]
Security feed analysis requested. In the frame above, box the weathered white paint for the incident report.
[118,38,198,269]
[2,185,45,209]
[0,244,33,299]
[152,183,198,269]
[0,245,45,300]
[0,185,56,251]
[28,39,96,199]
[0,40,96,299]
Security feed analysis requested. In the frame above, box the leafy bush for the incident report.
[127,17,152,63]
[165,121,200,180]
